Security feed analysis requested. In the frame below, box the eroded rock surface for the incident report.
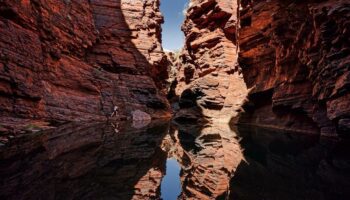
[238,0,350,136]
[174,0,248,122]
[0,0,170,128]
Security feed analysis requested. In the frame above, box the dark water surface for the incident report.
[0,120,350,200]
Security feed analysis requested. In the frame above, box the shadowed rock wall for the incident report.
[238,0,350,136]
[0,0,170,125]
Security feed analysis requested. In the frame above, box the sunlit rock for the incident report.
[174,0,248,123]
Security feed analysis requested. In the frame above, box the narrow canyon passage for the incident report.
[0,0,349,200]
[163,0,249,124]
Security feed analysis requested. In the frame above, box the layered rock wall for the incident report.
[175,0,248,122]
[0,0,169,125]
[238,0,350,136]
[177,0,349,136]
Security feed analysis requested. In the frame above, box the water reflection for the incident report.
[229,125,350,200]
[160,158,181,200]
[0,121,169,200]
[0,121,349,200]
[168,122,243,200]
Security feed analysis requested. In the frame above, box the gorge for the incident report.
[0,0,349,199]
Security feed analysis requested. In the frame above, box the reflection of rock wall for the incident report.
[0,0,170,125]
[230,126,350,200]
[2,120,349,200]
[0,121,169,200]
[165,122,243,199]
[1,120,244,200]
[175,0,248,122]
[238,0,350,136]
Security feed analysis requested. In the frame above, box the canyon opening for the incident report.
[0,0,349,200]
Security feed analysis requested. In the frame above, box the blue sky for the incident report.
[160,0,188,51]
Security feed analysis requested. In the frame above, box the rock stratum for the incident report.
[176,0,349,136]
[238,0,350,136]
[173,0,248,123]
[0,0,170,127]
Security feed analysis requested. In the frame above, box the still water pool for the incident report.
[0,120,349,200]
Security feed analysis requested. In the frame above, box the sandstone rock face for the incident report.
[175,0,248,122]
[0,0,170,126]
[238,0,350,136]
[164,51,181,99]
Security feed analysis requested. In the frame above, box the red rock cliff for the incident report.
[175,0,248,122]
[0,0,170,125]
[238,0,350,136]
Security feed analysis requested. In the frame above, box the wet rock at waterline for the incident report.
[132,110,152,122]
